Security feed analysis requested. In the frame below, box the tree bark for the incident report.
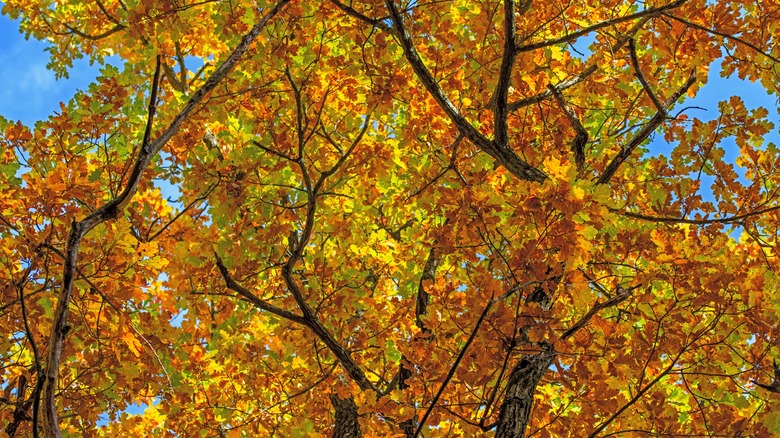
[331,395,361,438]
[495,346,556,438]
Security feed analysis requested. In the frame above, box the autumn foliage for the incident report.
[2,0,780,436]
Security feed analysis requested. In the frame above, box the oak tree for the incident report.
[1,0,780,436]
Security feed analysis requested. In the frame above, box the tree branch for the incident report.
[493,0,520,150]
[39,2,291,435]
[560,286,637,341]
[384,0,547,183]
[627,39,664,112]
[494,344,556,438]
[597,68,696,185]
[662,13,780,64]
[547,84,588,176]
[508,65,597,111]
[617,204,780,225]
[331,395,362,437]
[330,0,391,31]
[413,280,539,437]
[415,248,439,332]
[214,254,308,325]
[515,0,689,53]
[753,359,780,393]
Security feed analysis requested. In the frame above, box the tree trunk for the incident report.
[331,395,361,438]
[495,346,556,438]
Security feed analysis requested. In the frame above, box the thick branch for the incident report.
[547,85,587,175]
[597,68,696,185]
[214,254,308,325]
[384,0,546,183]
[493,0,519,149]
[281,266,376,392]
[39,2,291,436]
[495,345,556,438]
[413,281,538,437]
[627,39,664,112]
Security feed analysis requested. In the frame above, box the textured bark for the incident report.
[495,347,556,438]
[331,395,361,438]
[415,248,439,332]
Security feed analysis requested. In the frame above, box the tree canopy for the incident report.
[1,0,780,436]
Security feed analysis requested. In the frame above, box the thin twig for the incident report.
[560,286,638,340]
[617,204,780,225]
[597,68,696,184]
[516,0,689,53]
[413,280,539,437]
[663,13,780,64]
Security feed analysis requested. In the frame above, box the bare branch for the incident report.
[617,204,780,225]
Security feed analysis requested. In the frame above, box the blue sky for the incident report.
[1,12,776,145]
[0,15,109,126]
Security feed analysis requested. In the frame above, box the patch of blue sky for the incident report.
[97,399,155,427]
[0,16,121,127]
[0,14,194,224]
[564,28,779,239]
